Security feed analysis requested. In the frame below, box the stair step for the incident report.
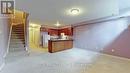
[9,48,25,52]
[12,26,24,27]
[9,45,25,47]
[11,40,25,42]
[11,33,24,35]
[11,44,25,47]
[11,34,24,36]
[12,32,24,34]
[12,34,24,35]
[13,24,24,26]
[12,28,24,30]
[11,37,24,39]
[12,30,24,32]
[12,33,24,35]
[12,29,24,31]
[13,29,24,31]
[13,25,24,28]
[11,35,24,38]
[10,40,24,44]
[12,34,24,36]
[11,38,24,40]
[10,47,25,50]
[10,38,24,40]
[11,35,24,37]
[10,42,25,45]
[9,45,25,48]
[11,36,24,38]
[10,41,25,43]
[10,44,25,46]
[10,39,25,41]
[12,26,24,28]
[10,42,25,44]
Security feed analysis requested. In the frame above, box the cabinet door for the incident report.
[48,29,58,36]
[52,42,64,52]
[64,41,73,49]
[59,27,73,36]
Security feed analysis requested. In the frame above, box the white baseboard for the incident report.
[3,47,9,58]
[3,52,8,58]
[0,63,5,72]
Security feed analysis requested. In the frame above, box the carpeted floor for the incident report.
[1,48,130,73]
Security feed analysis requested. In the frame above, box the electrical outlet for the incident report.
[112,49,115,52]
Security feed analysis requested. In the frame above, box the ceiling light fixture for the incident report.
[69,8,80,15]
[71,9,79,14]
[55,21,61,27]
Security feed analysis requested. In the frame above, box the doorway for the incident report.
[29,23,48,53]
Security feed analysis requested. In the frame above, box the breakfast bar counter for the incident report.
[48,39,73,53]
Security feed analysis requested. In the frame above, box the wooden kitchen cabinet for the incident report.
[58,27,73,36]
[40,27,73,36]
[48,29,59,36]
[64,41,73,49]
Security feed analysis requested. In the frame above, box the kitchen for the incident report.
[29,23,73,53]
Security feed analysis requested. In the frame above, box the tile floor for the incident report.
[1,48,130,73]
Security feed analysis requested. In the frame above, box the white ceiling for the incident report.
[15,0,122,27]
[118,0,130,10]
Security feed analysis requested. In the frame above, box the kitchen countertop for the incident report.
[48,39,73,53]
[49,39,73,42]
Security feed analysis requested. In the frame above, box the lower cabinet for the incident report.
[48,40,73,53]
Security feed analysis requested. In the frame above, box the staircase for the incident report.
[9,24,26,52]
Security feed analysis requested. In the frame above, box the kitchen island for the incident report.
[48,39,73,53]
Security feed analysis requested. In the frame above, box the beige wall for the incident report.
[11,10,25,25]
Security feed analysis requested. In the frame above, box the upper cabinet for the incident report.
[59,27,73,36]
[48,29,59,36]
[40,27,73,36]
